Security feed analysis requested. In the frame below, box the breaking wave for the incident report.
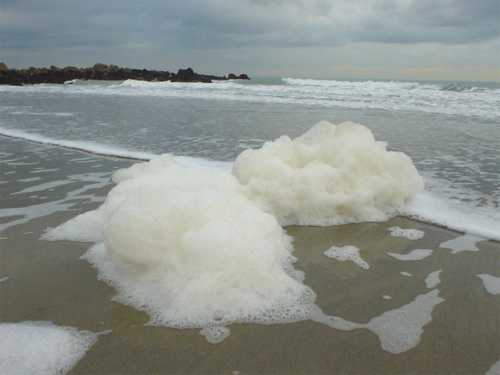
[0,77,498,119]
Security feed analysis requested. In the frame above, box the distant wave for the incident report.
[1,126,499,241]
[0,77,499,119]
[440,82,486,92]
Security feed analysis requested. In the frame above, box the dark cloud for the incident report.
[1,0,499,51]
[1,0,500,79]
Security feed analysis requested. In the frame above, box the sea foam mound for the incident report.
[0,322,97,375]
[49,155,315,329]
[233,121,424,226]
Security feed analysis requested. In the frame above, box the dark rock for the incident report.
[228,73,250,80]
[0,64,249,85]
[171,68,211,83]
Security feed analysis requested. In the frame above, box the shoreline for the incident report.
[1,131,497,245]
[2,134,500,373]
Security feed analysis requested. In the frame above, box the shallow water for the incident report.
[1,78,499,239]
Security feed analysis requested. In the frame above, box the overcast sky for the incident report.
[1,0,499,81]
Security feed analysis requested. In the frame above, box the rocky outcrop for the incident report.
[0,64,250,85]
[228,73,250,80]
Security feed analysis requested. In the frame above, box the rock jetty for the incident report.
[0,63,250,85]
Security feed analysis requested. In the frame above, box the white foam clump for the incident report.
[52,155,315,333]
[323,245,370,269]
[363,289,443,354]
[425,270,442,289]
[387,249,433,261]
[487,359,500,375]
[314,289,444,354]
[439,233,484,254]
[0,321,97,375]
[45,209,105,242]
[200,326,231,344]
[477,274,500,295]
[388,226,425,240]
[233,121,424,226]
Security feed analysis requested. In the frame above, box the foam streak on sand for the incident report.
[388,249,433,261]
[425,270,442,289]
[477,274,500,295]
[388,226,424,240]
[313,289,444,354]
[324,245,370,269]
[439,233,484,254]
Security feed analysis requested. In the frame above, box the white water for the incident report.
[1,78,499,120]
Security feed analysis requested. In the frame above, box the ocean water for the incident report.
[0,77,499,239]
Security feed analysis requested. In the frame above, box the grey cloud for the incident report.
[1,0,500,51]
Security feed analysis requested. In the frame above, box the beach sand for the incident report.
[2,135,500,374]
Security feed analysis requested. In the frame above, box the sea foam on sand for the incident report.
[0,322,97,375]
[55,155,315,329]
[46,121,424,341]
[233,121,423,226]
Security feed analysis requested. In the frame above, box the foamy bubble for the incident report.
[363,289,444,354]
[477,274,500,295]
[65,158,317,332]
[44,122,429,344]
[439,233,485,254]
[425,270,442,289]
[323,245,370,269]
[199,326,231,344]
[313,290,444,354]
[233,121,424,226]
[388,226,425,240]
[0,321,97,375]
[387,249,433,261]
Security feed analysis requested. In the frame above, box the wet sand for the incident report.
[2,135,500,374]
